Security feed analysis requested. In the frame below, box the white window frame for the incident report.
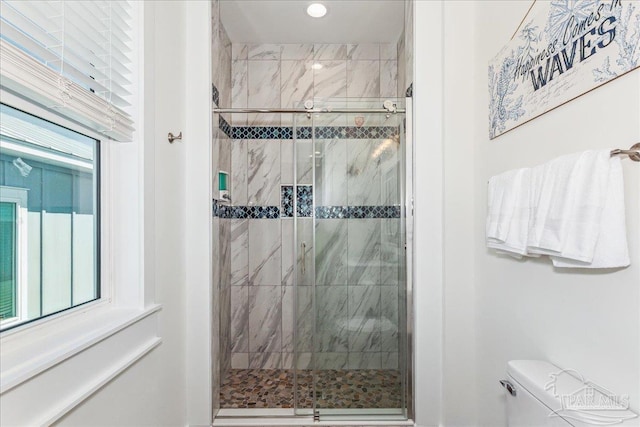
[0,186,29,328]
[0,90,112,330]
[0,105,103,331]
[0,1,159,399]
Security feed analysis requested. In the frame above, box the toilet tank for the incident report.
[502,360,638,427]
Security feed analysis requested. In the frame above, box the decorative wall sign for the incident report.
[488,0,640,139]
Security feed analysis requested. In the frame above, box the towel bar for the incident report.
[610,143,640,161]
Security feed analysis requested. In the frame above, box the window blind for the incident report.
[0,1,135,141]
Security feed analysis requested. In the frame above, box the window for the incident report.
[0,0,135,331]
[0,2,151,407]
[0,104,100,331]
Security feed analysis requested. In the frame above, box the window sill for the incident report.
[0,303,162,393]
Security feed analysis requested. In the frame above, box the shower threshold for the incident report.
[213,408,413,426]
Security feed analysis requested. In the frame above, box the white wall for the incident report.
[414,1,640,426]
[473,2,640,426]
[414,3,481,426]
[442,3,478,426]
[184,0,213,424]
[28,3,214,425]
[57,2,192,425]
[413,2,444,426]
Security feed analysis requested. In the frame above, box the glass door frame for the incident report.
[292,98,412,421]
[292,109,316,418]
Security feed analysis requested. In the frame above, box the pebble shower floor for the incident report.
[220,369,402,409]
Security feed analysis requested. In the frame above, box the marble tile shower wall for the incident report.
[211,0,232,385]
[397,0,414,98]
[227,43,402,371]
[231,43,399,125]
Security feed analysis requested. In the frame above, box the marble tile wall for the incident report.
[405,0,414,95]
[232,43,398,123]
[227,43,403,371]
[397,0,414,98]
[397,32,406,100]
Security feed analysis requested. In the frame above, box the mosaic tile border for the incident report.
[280,185,313,218]
[212,83,220,107]
[232,126,398,140]
[314,206,349,219]
[219,114,233,138]
[213,200,280,219]
[213,199,220,217]
[224,205,280,219]
[215,200,401,219]
[280,186,294,217]
[233,126,286,140]
[316,205,401,219]
[297,186,313,217]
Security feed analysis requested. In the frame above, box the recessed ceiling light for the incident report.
[312,63,323,70]
[307,3,327,18]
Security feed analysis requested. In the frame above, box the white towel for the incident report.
[554,150,611,263]
[527,152,583,256]
[487,150,630,269]
[486,168,530,257]
[486,170,516,244]
[525,164,544,255]
[552,156,630,269]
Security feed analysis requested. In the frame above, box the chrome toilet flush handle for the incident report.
[500,379,517,396]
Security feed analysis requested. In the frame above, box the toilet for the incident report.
[502,360,638,426]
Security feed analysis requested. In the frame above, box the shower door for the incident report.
[293,99,409,420]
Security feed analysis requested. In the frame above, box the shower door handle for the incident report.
[301,242,306,275]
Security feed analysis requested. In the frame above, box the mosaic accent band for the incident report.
[297,186,313,217]
[216,112,397,141]
[281,185,313,218]
[281,186,294,217]
[232,125,398,140]
[213,200,280,219]
[316,205,401,219]
[212,83,220,107]
[212,199,219,217]
[218,114,233,138]
[213,199,401,219]
[406,83,413,98]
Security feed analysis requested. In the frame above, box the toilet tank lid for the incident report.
[507,360,567,408]
[507,360,638,426]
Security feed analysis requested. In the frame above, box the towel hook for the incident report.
[168,131,182,143]
[610,143,640,161]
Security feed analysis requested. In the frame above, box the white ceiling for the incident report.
[219,1,405,44]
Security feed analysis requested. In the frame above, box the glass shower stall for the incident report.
[214,97,413,422]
